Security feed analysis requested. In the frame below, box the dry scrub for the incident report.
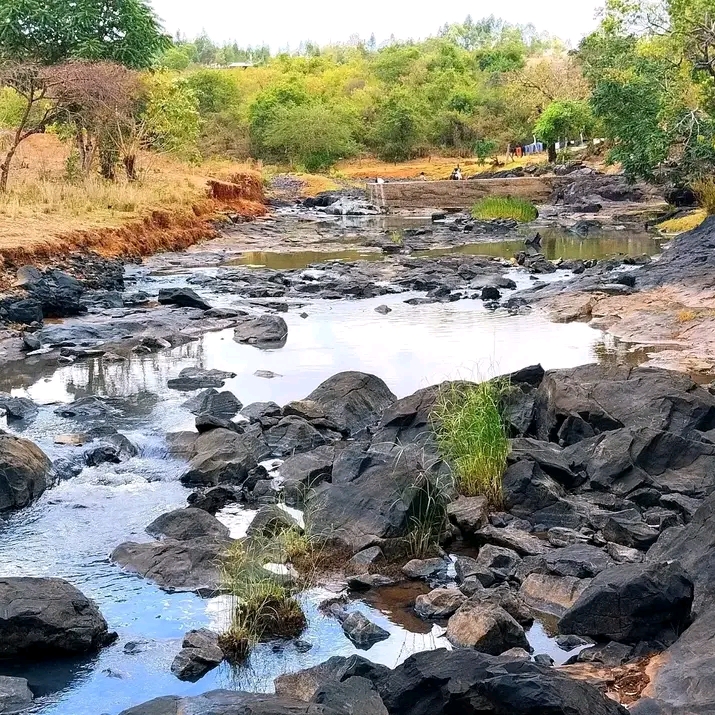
[0,134,266,276]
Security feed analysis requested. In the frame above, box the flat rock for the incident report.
[233,315,288,347]
[146,508,230,542]
[168,368,236,391]
[446,601,529,654]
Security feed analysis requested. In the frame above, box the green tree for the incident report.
[142,73,201,159]
[534,100,595,161]
[0,0,170,68]
[262,102,357,171]
[369,89,426,161]
[248,80,310,155]
[185,70,240,114]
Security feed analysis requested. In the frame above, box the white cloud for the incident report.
[149,0,603,50]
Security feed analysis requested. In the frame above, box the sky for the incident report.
[148,0,604,50]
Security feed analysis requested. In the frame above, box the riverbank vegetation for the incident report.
[433,381,510,506]
[471,197,539,222]
[3,0,715,255]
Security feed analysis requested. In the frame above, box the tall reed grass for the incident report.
[432,381,510,507]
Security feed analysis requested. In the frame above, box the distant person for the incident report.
[450,166,463,180]
[419,171,427,181]
[376,177,385,184]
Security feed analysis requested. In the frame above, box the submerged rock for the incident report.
[0,577,115,658]
[341,612,390,649]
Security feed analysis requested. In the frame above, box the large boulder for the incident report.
[0,578,114,658]
[377,649,628,715]
[184,389,242,420]
[181,427,269,487]
[111,536,231,594]
[446,601,529,654]
[233,315,288,347]
[119,692,341,715]
[534,365,715,444]
[312,676,388,715]
[146,508,230,542]
[519,573,591,618]
[559,561,693,644]
[304,372,396,436]
[0,434,54,514]
[414,588,467,620]
[307,443,444,551]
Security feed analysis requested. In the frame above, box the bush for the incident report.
[471,197,538,222]
[694,178,715,215]
[432,381,510,506]
[369,89,426,162]
[262,102,357,171]
[185,70,240,115]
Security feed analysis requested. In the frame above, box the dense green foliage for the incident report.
[579,0,715,184]
[0,0,170,67]
[150,17,585,169]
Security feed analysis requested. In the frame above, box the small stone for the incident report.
[533,653,554,667]
[341,611,390,649]
[375,305,392,315]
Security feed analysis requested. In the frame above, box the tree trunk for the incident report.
[123,154,137,181]
[0,145,19,193]
[75,126,95,175]
[547,143,557,163]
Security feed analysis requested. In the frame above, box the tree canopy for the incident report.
[0,0,170,67]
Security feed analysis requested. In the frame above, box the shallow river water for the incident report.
[0,227,652,713]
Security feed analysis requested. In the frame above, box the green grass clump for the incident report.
[471,197,538,223]
[220,532,308,663]
[432,381,510,507]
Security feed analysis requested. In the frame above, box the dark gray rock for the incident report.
[559,561,693,644]
[0,578,114,658]
[0,676,33,713]
[0,397,38,422]
[341,612,390,649]
[111,536,231,594]
[0,434,53,514]
[171,629,224,682]
[158,288,211,311]
[184,389,242,420]
[146,508,230,542]
[181,427,269,487]
[304,372,396,436]
[119,691,341,715]
[602,510,660,551]
[168,368,236,391]
[1,298,43,325]
[379,648,627,715]
[55,396,121,420]
[247,505,302,538]
[312,676,388,715]
[264,416,326,457]
[446,496,489,535]
[475,545,522,583]
[241,401,282,427]
[234,315,288,347]
[402,558,447,580]
[187,486,240,515]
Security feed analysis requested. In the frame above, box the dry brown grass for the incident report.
[0,134,266,270]
[335,153,546,181]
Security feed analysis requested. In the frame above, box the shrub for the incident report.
[694,178,715,216]
[404,472,452,558]
[471,197,538,222]
[432,381,510,506]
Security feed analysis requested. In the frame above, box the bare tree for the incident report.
[0,64,64,192]
[0,60,142,191]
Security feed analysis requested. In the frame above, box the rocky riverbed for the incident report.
[0,179,712,715]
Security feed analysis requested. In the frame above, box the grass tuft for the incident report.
[694,178,715,216]
[432,381,510,507]
[471,197,538,223]
[657,210,706,235]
